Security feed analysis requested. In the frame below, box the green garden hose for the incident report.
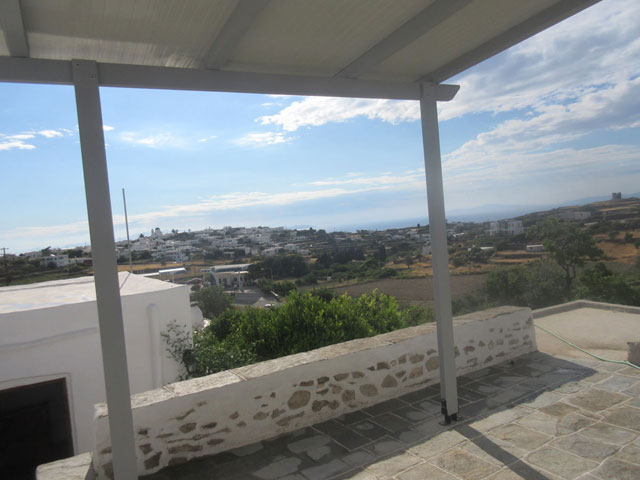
[534,323,640,370]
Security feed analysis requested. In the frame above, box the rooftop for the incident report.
[139,350,640,480]
[66,304,634,480]
[0,272,182,314]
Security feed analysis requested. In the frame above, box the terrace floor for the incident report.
[142,350,640,480]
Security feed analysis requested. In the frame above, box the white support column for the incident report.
[419,82,459,422]
[72,60,138,479]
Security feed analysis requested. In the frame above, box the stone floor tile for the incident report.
[313,421,371,451]
[464,381,504,396]
[580,421,637,445]
[459,436,527,467]
[461,398,493,418]
[466,367,506,380]
[488,386,536,408]
[364,437,405,457]
[410,397,441,416]
[300,458,351,480]
[521,391,567,409]
[457,387,488,403]
[620,381,640,397]
[615,444,640,465]
[329,469,378,480]
[487,423,551,450]
[598,362,628,372]
[484,462,562,480]
[341,449,377,469]
[278,474,306,480]
[556,412,596,435]
[351,420,391,441]
[539,402,579,417]
[433,447,501,480]
[617,366,640,377]
[551,433,619,462]
[408,430,466,459]
[566,388,629,412]
[596,375,637,393]
[335,411,371,426]
[479,374,527,389]
[398,386,438,404]
[397,463,458,480]
[517,410,561,436]
[601,405,640,432]
[594,458,640,480]
[364,451,421,477]
[363,398,408,417]
[551,381,587,395]
[580,372,611,384]
[254,457,304,480]
[526,447,597,480]
[369,413,412,434]
[392,405,435,423]
[393,429,430,446]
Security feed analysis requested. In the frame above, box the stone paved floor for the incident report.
[143,352,640,480]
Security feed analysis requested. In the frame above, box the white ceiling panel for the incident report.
[21,0,237,67]
[367,0,563,81]
[226,0,433,76]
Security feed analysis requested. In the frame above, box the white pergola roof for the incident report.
[0,0,599,98]
[0,1,602,477]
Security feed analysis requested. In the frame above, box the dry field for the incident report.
[332,274,487,308]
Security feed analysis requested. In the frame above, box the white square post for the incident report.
[419,82,459,423]
[72,60,138,479]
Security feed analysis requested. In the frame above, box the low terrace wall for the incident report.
[92,306,536,478]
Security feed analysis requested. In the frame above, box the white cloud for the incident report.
[259,97,419,132]
[197,135,217,143]
[439,0,640,121]
[103,125,115,132]
[0,140,36,151]
[119,131,185,148]
[37,129,64,138]
[255,0,640,134]
[234,131,294,146]
[6,133,35,140]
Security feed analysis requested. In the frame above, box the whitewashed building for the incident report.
[0,273,192,455]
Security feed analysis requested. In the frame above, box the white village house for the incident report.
[0,273,194,456]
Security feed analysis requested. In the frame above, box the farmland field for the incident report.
[331,274,487,308]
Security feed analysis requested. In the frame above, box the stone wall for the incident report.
[92,306,536,478]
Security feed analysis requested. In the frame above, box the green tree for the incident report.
[575,263,640,306]
[190,286,234,319]
[485,261,567,309]
[528,218,603,290]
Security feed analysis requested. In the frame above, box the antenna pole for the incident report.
[122,188,133,273]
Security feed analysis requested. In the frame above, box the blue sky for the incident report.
[2,0,640,253]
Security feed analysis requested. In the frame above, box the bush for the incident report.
[485,261,567,309]
[170,290,435,376]
[190,286,234,319]
[574,263,640,306]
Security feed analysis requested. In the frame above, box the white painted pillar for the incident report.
[419,82,459,422]
[72,60,138,479]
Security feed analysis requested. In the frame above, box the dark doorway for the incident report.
[0,378,74,480]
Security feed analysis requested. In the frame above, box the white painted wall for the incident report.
[0,275,192,454]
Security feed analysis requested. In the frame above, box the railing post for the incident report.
[72,59,138,479]
[419,82,459,423]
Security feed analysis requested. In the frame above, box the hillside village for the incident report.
[4,194,640,291]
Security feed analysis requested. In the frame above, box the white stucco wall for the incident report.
[0,273,192,454]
